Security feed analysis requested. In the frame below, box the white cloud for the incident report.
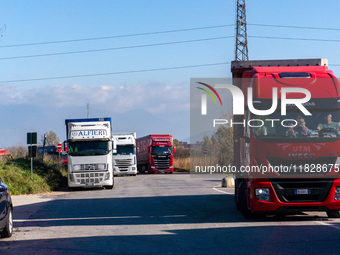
[0,82,189,115]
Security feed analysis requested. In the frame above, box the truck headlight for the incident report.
[151,166,156,169]
[131,166,136,170]
[335,187,340,200]
[255,188,271,202]
[105,172,110,180]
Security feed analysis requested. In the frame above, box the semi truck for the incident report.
[37,144,67,162]
[136,134,175,174]
[231,58,340,218]
[65,118,114,190]
[112,132,137,176]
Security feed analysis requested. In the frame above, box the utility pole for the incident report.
[235,0,249,61]
[87,103,89,118]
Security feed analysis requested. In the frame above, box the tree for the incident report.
[40,131,60,146]
[211,126,233,166]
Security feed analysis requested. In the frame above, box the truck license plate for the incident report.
[295,189,309,195]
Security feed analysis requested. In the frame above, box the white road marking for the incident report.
[212,187,234,195]
[14,216,141,222]
[315,220,340,231]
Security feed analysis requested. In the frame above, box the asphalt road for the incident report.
[1,173,340,255]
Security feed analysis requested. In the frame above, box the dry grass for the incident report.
[190,155,219,168]
[174,157,190,171]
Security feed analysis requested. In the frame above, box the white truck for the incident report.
[65,118,114,190]
[112,132,137,176]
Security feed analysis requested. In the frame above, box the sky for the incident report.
[1,0,340,147]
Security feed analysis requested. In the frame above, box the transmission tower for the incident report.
[235,0,249,61]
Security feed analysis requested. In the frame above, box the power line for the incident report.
[0,62,231,83]
[1,61,340,83]
[1,23,339,49]
[3,34,340,61]
[0,24,234,48]
[249,35,340,42]
[0,36,233,60]
[248,23,340,31]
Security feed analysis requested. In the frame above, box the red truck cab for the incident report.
[232,59,340,218]
[137,134,175,174]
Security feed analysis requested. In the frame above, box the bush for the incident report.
[5,145,27,159]
[0,156,68,195]
[0,161,49,195]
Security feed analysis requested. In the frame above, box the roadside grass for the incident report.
[174,157,190,172]
[0,155,67,195]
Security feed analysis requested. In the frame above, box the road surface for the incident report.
[1,173,340,254]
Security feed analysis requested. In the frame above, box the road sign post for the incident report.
[27,132,37,177]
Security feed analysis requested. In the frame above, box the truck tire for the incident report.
[1,207,13,238]
[238,182,265,219]
[327,211,340,218]
[105,178,115,189]
[239,184,253,219]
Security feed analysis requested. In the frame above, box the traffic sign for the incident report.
[203,149,208,155]
[27,132,37,145]
[28,146,37,158]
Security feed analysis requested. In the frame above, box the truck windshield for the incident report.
[68,141,109,156]
[114,145,135,155]
[252,110,340,139]
[153,146,172,155]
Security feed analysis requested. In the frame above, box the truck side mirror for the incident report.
[112,141,117,154]
[173,146,176,153]
[62,140,67,152]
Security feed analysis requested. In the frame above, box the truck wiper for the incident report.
[94,152,108,155]
[267,134,292,137]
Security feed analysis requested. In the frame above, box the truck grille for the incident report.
[266,157,337,176]
[74,164,107,171]
[115,159,132,168]
[154,158,170,169]
[74,172,105,184]
[271,179,333,203]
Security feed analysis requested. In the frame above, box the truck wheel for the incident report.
[239,185,253,218]
[105,185,114,190]
[68,187,78,191]
[239,182,265,219]
[327,211,340,218]
[1,206,13,238]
